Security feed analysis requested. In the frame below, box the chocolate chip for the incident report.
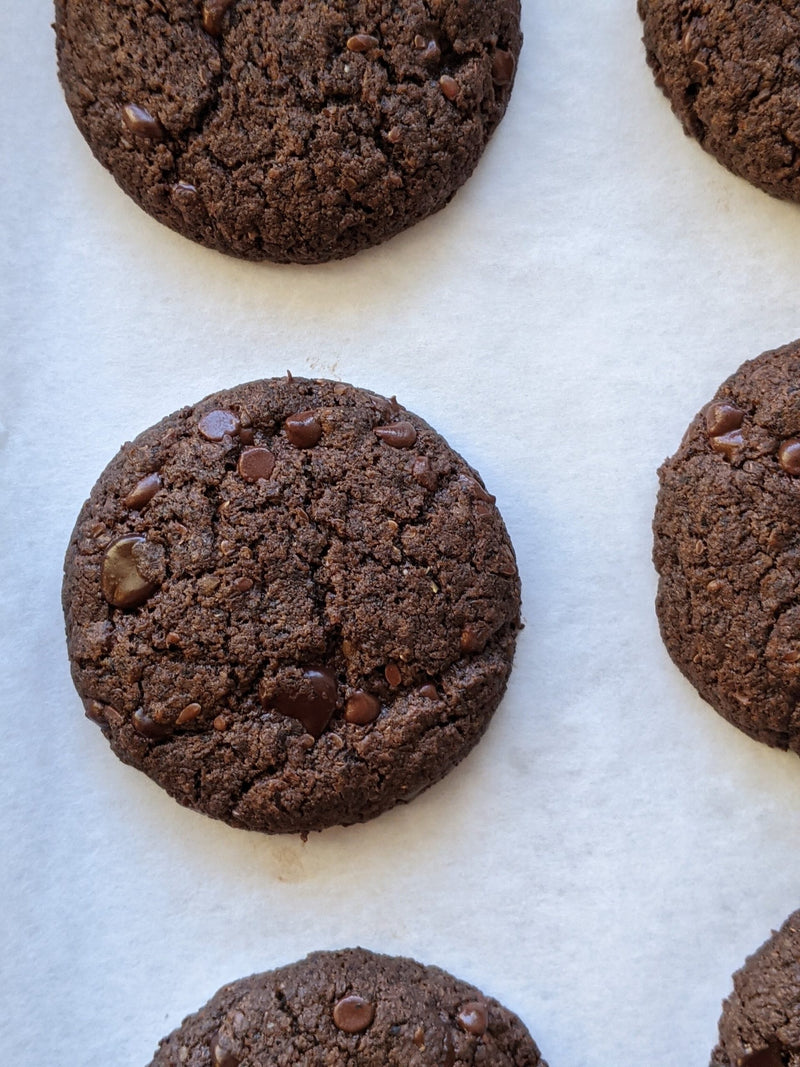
[267,668,338,738]
[422,40,441,64]
[345,690,380,724]
[238,447,275,482]
[101,535,159,609]
[386,127,403,144]
[442,1026,456,1067]
[491,49,515,85]
[198,409,241,441]
[710,428,744,460]
[132,708,171,740]
[413,1026,426,1047]
[384,663,402,687]
[285,410,323,448]
[121,103,164,140]
[414,34,426,48]
[202,0,236,37]
[213,714,229,731]
[332,995,375,1033]
[458,474,496,503]
[233,576,254,593]
[439,75,459,101]
[460,624,488,653]
[778,439,800,475]
[705,402,745,437]
[209,1033,240,1067]
[176,703,201,725]
[411,455,437,490]
[736,1047,785,1067]
[346,33,378,52]
[123,472,162,510]
[419,684,439,700]
[374,421,417,449]
[457,1001,488,1036]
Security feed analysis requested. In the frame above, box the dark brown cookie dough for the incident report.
[653,339,800,753]
[148,948,547,1066]
[710,910,800,1067]
[54,0,522,263]
[639,0,800,204]
[63,377,521,834]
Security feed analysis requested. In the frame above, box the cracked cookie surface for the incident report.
[639,0,800,203]
[654,339,800,753]
[63,377,521,833]
[54,0,521,262]
[148,948,547,1066]
[710,909,800,1067]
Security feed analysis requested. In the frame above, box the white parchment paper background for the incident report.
[4,2,800,1064]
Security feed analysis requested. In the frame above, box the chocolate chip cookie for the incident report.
[653,339,800,753]
[639,1,800,204]
[148,948,547,1066]
[710,909,800,1067]
[54,0,522,263]
[63,376,521,834]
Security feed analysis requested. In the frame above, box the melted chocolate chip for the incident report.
[345,690,380,724]
[439,75,459,101]
[132,708,171,740]
[209,1032,240,1067]
[238,427,255,445]
[419,684,439,700]
[332,995,375,1033]
[121,103,164,139]
[238,447,275,482]
[411,455,437,490]
[268,668,337,738]
[442,1026,456,1067]
[705,402,745,437]
[285,410,323,448]
[736,1046,785,1067]
[457,1001,488,1036]
[123,472,162,510]
[384,663,402,687]
[491,49,515,85]
[778,439,800,475]
[346,33,378,51]
[198,409,241,441]
[459,474,496,503]
[101,536,159,609]
[202,0,236,37]
[710,428,744,460]
[374,422,417,449]
[460,624,488,653]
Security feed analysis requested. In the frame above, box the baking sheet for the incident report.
[4,2,800,1064]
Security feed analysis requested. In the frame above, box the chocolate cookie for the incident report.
[62,377,521,834]
[148,948,547,1066]
[710,910,800,1067]
[639,1,800,205]
[54,0,521,263]
[653,339,800,753]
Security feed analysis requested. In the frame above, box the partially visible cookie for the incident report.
[54,0,521,263]
[639,1,800,204]
[653,339,800,752]
[148,948,547,1066]
[62,376,521,834]
[710,910,800,1067]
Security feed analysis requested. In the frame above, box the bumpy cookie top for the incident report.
[148,948,546,1066]
[54,0,521,262]
[711,910,800,1067]
[654,340,800,752]
[639,0,800,203]
[63,377,521,833]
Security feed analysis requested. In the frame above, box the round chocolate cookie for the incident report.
[63,376,521,834]
[54,0,521,263]
[653,339,800,753]
[639,1,800,205]
[710,910,800,1067]
[148,948,547,1066]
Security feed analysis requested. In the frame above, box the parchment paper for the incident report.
[4,3,800,1064]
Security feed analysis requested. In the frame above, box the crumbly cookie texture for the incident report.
[639,0,800,203]
[711,910,800,1067]
[654,340,800,752]
[148,948,547,1066]
[63,377,521,833]
[54,0,522,262]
